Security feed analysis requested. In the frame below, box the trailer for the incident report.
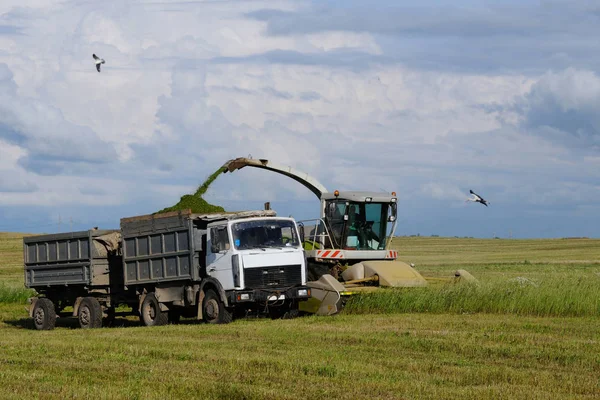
[25,209,311,330]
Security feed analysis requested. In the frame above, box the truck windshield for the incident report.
[231,220,301,250]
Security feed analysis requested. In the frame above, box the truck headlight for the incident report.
[298,289,310,297]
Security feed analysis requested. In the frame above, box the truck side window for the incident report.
[210,227,230,253]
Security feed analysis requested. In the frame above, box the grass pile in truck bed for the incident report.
[157,167,226,214]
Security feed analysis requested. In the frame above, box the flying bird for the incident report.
[466,189,489,207]
[92,54,105,72]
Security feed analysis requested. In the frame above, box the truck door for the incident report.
[206,222,235,290]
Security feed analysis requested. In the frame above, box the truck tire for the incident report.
[78,297,103,329]
[202,289,232,324]
[32,298,56,331]
[140,293,168,327]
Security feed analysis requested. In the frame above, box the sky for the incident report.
[0,0,599,238]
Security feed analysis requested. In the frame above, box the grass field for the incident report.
[1,234,599,399]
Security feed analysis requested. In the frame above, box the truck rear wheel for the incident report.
[32,298,56,331]
[140,293,168,327]
[202,289,232,324]
[78,297,103,329]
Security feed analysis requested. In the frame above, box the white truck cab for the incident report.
[205,216,310,318]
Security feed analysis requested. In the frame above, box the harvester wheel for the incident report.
[32,298,56,331]
[78,297,103,329]
[140,293,168,327]
[202,289,232,324]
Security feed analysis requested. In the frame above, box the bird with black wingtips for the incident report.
[92,54,105,72]
[466,189,489,207]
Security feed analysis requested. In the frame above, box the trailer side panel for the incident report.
[24,230,118,288]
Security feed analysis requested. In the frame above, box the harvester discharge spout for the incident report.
[221,157,327,199]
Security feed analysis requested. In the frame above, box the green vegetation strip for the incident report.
[345,276,600,317]
[0,285,34,304]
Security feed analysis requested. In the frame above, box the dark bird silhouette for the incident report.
[466,189,489,207]
[93,54,105,72]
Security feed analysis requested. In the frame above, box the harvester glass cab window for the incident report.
[210,226,230,253]
[344,202,389,250]
[232,220,300,250]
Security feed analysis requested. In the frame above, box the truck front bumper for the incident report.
[228,286,312,304]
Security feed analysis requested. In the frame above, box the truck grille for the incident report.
[244,265,302,289]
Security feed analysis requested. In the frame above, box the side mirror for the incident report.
[298,224,305,243]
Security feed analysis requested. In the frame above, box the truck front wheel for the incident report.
[140,293,168,327]
[78,297,103,329]
[32,298,56,331]
[202,289,232,324]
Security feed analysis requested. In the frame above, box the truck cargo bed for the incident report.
[121,211,197,285]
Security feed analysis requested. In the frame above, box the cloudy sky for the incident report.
[0,0,599,238]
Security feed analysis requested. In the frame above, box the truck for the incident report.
[24,209,311,330]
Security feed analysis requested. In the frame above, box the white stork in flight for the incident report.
[93,54,105,72]
[466,190,489,207]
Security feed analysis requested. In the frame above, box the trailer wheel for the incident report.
[202,289,232,324]
[140,293,168,327]
[78,297,103,329]
[32,298,56,331]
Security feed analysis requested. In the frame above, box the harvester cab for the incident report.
[302,190,399,269]
[221,157,428,315]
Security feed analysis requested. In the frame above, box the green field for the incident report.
[1,234,599,399]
